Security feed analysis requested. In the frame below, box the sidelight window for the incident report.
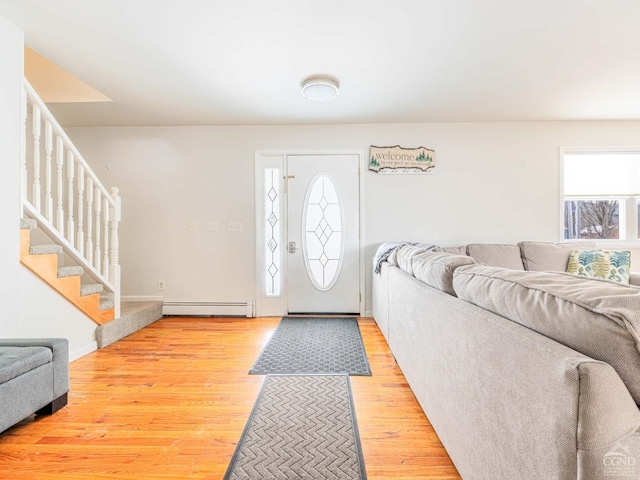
[264,168,280,296]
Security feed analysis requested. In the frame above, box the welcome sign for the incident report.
[369,145,435,174]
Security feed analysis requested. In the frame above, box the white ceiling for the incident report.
[1,0,640,127]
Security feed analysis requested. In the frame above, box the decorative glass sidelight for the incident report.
[265,168,281,296]
[302,173,344,291]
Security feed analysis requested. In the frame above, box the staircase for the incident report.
[20,78,121,326]
[20,218,115,325]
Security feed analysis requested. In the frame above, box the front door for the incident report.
[286,154,360,314]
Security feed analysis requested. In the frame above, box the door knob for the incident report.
[288,241,299,254]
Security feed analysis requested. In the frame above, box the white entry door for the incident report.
[286,154,360,314]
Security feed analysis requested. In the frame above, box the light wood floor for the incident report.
[0,317,460,479]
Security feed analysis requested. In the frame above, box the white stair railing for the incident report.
[21,79,121,318]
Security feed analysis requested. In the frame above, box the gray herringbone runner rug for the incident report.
[249,317,371,376]
[224,375,367,480]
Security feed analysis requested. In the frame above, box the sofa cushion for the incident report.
[435,246,467,255]
[0,347,52,384]
[395,244,437,276]
[412,252,477,296]
[453,264,640,403]
[466,244,524,270]
[518,241,597,271]
[566,249,632,284]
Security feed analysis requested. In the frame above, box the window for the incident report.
[562,151,640,243]
[264,167,281,296]
[302,173,344,291]
[564,199,622,240]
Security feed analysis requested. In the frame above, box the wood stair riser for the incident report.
[19,229,114,325]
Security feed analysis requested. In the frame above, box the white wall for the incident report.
[19,265,98,360]
[67,121,640,315]
[0,16,23,337]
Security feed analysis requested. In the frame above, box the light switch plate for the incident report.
[228,221,243,232]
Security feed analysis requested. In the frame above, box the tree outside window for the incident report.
[564,199,620,240]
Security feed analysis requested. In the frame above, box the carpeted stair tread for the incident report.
[80,283,103,296]
[57,266,84,278]
[20,218,37,230]
[100,296,115,311]
[30,244,63,255]
[121,301,162,316]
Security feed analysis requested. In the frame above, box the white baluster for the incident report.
[95,188,102,274]
[86,179,94,266]
[20,87,27,217]
[32,105,41,211]
[55,137,64,236]
[44,121,53,222]
[77,166,84,255]
[110,187,122,318]
[103,197,110,275]
[67,152,75,247]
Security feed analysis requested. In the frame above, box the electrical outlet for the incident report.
[228,221,243,232]
[188,221,197,232]
[208,221,219,232]
[158,280,166,291]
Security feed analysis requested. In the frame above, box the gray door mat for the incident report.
[249,317,372,376]
[224,374,367,480]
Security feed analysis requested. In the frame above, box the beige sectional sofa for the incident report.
[372,241,640,480]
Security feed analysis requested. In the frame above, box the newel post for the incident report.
[109,187,122,318]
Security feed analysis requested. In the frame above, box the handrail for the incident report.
[21,78,121,318]
[23,80,115,207]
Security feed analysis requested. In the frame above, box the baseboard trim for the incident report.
[163,301,255,317]
[70,340,98,362]
[121,295,164,302]
[364,310,373,318]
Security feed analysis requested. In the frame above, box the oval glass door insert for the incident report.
[302,173,344,291]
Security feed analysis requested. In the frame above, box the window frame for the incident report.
[559,147,640,247]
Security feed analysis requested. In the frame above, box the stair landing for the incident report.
[96,301,163,348]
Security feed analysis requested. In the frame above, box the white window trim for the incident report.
[559,147,640,247]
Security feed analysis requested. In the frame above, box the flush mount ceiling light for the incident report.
[301,76,339,102]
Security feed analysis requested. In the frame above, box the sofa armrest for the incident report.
[630,272,640,286]
[0,338,69,398]
[577,361,640,478]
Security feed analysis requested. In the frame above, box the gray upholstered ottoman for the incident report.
[0,338,69,433]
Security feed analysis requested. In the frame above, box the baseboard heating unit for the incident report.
[162,301,255,317]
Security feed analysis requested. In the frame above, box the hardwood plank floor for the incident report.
[0,317,460,479]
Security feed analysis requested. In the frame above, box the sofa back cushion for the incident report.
[518,241,597,271]
[466,244,524,270]
[453,264,640,403]
[435,246,467,255]
[412,252,477,296]
[395,244,435,276]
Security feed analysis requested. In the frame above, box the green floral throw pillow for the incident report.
[566,249,631,284]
